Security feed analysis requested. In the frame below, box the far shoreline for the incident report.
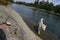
[26,5,60,16]
[15,3,60,16]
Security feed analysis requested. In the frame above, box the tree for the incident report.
[33,0,39,8]
[0,0,14,3]
[7,0,14,3]
[54,5,60,13]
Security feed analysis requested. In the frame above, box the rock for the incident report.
[6,21,11,26]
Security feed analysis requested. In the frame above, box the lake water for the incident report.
[10,3,60,39]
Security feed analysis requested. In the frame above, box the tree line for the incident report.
[0,0,14,3]
[15,0,60,14]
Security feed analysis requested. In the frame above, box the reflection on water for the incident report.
[10,4,60,39]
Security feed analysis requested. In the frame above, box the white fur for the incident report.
[38,18,46,35]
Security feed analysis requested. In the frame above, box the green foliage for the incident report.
[33,0,39,8]
[39,1,54,11]
[54,5,60,13]
[0,0,14,3]
[14,28,18,34]
[7,0,14,3]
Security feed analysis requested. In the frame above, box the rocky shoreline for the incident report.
[0,6,24,40]
[0,5,42,40]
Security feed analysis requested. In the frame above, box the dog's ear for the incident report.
[41,18,44,21]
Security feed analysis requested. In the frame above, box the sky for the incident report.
[14,0,60,5]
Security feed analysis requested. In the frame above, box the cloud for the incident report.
[52,0,60,5]
[49,0,53,2]
[14,0,35,3]
[39,0,48,2]
[54,2,60,5]
[39,0,60,5]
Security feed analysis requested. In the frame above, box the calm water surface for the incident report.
[10,4,60,39]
